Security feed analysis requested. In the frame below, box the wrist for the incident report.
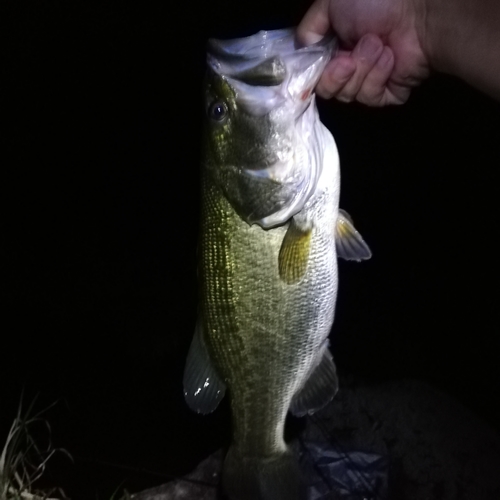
[412,0,454,74]
[417,0,500,99]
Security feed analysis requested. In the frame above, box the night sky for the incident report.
[2,0,500,498]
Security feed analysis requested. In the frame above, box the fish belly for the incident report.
[200,177,338,458]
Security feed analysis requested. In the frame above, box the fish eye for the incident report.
[209,100,228,121]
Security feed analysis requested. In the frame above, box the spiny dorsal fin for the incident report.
[183,318,226,414]
[335,209,372,262]
[278,218,312,284]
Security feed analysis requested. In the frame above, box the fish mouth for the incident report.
[207,29,337,92]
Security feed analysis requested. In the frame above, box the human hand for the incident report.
[297,0,430,105]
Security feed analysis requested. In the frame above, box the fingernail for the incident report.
[358,35,382,60]
[299,31,324,46]
[317,87,334,100]
[336,95,353,103]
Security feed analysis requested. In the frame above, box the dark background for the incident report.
[2,0,500,498]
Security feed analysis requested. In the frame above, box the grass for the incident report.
[0,394,70,500]
[1,395,137,500]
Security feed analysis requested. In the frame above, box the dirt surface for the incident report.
[131,377,500,500]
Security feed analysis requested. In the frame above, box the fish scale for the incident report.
[201,164,337,452]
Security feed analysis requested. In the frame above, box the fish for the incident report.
[183,28,371,500]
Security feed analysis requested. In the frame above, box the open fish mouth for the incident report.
[207,29,336,89]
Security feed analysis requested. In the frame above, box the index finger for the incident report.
[297,0,331,46]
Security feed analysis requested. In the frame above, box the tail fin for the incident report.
[222,446,305,500]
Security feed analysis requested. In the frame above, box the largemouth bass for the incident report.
[183,28,371,500]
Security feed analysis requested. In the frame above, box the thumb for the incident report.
[297,0,332,46]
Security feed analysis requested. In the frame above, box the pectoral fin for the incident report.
[335,209,372,261]
[289,342,338,417]
[278,219,312,284]
[183,318,226,414]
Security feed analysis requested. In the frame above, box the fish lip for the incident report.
[207,28,335,60]
[207,28,337,88]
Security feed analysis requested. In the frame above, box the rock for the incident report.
[131,450,222,500]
